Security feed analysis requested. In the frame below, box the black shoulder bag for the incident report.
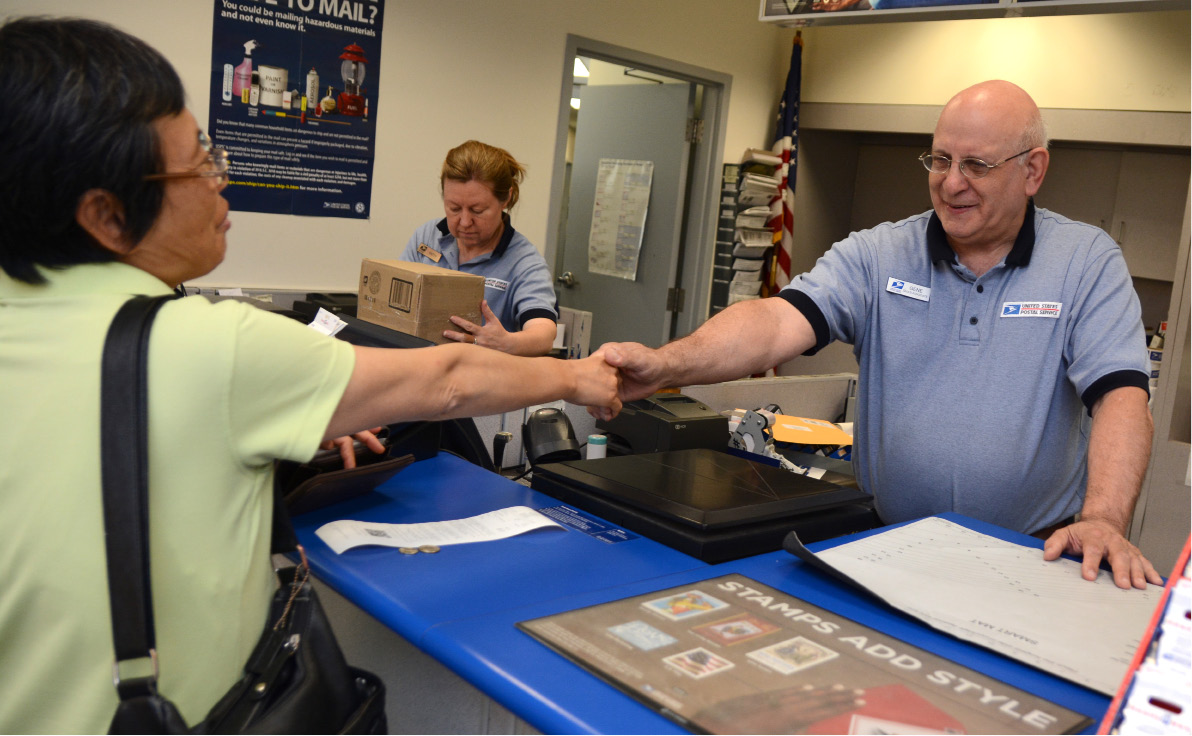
[101,295,386,734]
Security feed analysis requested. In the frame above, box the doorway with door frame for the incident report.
[544,35,732,343]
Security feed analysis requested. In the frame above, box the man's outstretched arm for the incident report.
[595,296,819,415]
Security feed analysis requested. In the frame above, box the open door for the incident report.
[556,78,694,348]
[546,37,731,351]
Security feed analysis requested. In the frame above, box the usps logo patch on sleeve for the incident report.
[1001,302,1062,318]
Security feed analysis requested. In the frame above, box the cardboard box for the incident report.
[357,259,483,345]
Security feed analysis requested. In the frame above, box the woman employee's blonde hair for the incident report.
[441,140,526,210]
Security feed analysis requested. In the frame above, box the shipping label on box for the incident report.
[357,259,484,344]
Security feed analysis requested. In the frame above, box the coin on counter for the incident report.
[398,547,419,555]
[418,544,440,554]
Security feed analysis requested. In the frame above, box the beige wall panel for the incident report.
[800,11,1190,112]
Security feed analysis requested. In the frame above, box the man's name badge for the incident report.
[418,243,442,263]
[1001,302,1062,318]
[886,277,930,302]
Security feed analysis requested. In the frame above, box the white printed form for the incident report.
[794,517,1161,695]
[587,159,653,281]
[316,506,564,554]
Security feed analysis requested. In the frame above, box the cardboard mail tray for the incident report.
[357,259,483,345]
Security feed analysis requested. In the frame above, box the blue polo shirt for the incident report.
[779,203,1150,534]
[400,214,557,331]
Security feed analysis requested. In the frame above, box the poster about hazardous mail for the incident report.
[208,0,383,219]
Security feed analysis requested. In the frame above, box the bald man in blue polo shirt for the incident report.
[598,80,1161,590]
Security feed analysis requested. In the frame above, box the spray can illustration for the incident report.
[233,40,258,98]
[305,67,320,114]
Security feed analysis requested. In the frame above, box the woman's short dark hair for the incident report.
[0,17,186,284]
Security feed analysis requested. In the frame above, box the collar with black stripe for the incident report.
[926,199,1036,268]
[436,211,516,259]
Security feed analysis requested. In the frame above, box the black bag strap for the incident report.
[100,294,177,698]
[270,477,300,555]
[100,294,304,688]
[100,294,376,735]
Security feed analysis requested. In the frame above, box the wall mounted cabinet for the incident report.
[1043,148,1189,283]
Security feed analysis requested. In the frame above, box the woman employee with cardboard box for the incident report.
[400,140,559,356]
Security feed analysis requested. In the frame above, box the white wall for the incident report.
[797,10,1190,112]
[5,2,1187,292]
[0,0,790,291]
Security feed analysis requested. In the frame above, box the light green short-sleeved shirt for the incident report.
[0,262,355,733]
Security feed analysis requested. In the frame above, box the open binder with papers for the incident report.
[783,516,1163,697]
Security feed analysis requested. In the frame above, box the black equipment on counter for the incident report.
[595,393,728,455]
[531,448,877,563]
[523,407,582,466]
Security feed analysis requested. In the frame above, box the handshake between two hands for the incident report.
[323,342,662,469]
[574,342,662,424]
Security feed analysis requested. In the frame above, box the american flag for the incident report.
[768,33,802,293]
